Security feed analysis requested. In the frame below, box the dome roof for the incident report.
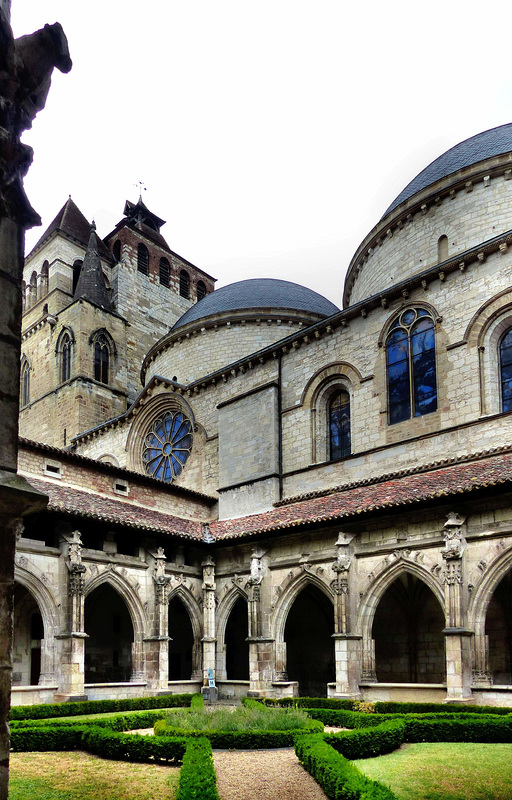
[384,123,512,217]
[172,278,340,330]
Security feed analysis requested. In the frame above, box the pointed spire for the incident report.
[74,223,112,311]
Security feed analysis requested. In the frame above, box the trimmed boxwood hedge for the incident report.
[9,692,195,721]
[176,737,219,800]
[295,733,397,800]
[373,700,512,715]
[10,709,168,732]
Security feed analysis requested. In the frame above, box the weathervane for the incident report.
[134,181,147,202]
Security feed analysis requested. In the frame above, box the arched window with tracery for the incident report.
[386,308,437,424]
[20,359,30,407]
[500,328,512,413]
[159,257,170,287]
[329,390,351,460]
[137,243,149,275]
[179,269,190,299]
[60,332,72,383]
[197,280,206,301]
[94,334,110,384]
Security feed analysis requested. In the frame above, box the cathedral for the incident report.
[12,123,512,706]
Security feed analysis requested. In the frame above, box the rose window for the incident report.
[142,412,193,482]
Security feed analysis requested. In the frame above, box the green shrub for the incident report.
[326,719,406,760]
[11,709,168,732]
[10,692,195,721]
[305,708,389,729]
[176,737,219,800]
[295,733,398,800]
[10,722,186,764]
[258,696,356,710]
[373,700,512,716]
[403,715,512,744]
[190,693,205,710]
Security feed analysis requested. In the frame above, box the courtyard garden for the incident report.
[8,693,512,799]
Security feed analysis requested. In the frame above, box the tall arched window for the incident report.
[72,260,83,294]
[386,308,437,424]
[61,333,72,383]
[112,240,121,262]
[437,235,448,262]
[40,261,49,297]
[94,334,110,384]
[500,328,512,412]
[329,390,351,460]
[179,269,190,299]
[159,257,170,287]
[197,280,206,301]
[20,359,30,407]
[137,243,149,275]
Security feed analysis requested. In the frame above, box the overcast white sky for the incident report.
[11,1,512,307]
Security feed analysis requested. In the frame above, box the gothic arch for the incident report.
[377,301,440,348]
[168,584,203,642]
[216,584,248,643]
[14,561,60,637]
[84,570,147,681]
[85,570,147,641]
[468,545,512,636]
[272,571,334,646]
[356,559,445,642]
[301,361,363,408]
[14,561,60,684]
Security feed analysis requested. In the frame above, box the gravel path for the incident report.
[213,748,329,800]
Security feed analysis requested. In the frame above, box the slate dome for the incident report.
[172,278,340,330]
[384,122,512,217]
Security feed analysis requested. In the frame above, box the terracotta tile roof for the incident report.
[210,450,512,540]
[27,477,204,541]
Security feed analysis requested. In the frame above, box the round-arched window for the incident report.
[142,411,193,482]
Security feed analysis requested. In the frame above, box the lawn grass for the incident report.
[9,751,180,800]
[354,742,512,800]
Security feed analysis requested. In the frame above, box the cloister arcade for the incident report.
[13,520,512,696]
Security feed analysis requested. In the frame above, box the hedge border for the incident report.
[10,692,196,721]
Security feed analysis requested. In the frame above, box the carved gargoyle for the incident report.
[0,15,71,224]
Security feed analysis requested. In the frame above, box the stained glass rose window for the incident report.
[142,412,193,482]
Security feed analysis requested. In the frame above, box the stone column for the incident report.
[441,512,474,703]
[144,548,171,693]
[201,556,216,696]
[55,531,87,702]
[0,10,71,797]
[330,533,361,698]
[246,547,274,696]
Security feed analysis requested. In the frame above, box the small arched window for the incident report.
[500,328,512,412]
[29,271,37,307]
[197,280,206,301]
[159,257,170,287]
[94,334,110,384]
[137,243,149,275]
[386,308,437,424]
[438,235,448,262]
[61,333,72,383]
[329,390,351,460]
[20,359,30,407]
[112,240,121,262]
[179,269,190,299]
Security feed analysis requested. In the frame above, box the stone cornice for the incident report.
[344,157,512,307]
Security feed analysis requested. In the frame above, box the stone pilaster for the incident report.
[144,548,171,692]
[441,512,474,702]
[330,533,361,697]
[200,555,216,693]
[246,547,274,695]
[55,531,87,701]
